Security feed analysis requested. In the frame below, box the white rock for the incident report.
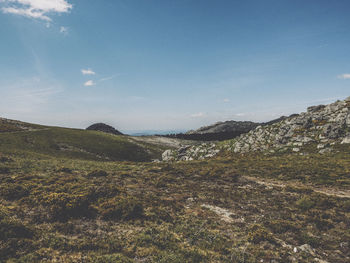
[319,148,332,154]
[298,244,315,256]
[293,142,303,147]
[341,136,350,144]
[162,149,174,161]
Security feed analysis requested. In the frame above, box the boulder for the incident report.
[162,149,174,161]
[341,136,350,144]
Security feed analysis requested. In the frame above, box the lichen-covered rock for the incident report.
[162,149,175,161]
[162,96,350,161]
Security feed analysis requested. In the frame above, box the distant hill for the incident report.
[163,120,261,141]
[86,123,123,135]
[163,117,291,142]
[187,120,259,135]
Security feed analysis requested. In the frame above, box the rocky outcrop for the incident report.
[86,123,123,135]
[162,143,220,161]
[227,97,350,154]
[163,97,350,161]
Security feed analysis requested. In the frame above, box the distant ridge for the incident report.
[187,120,260,135]
[86,123,123,135]
[162,119,285,141]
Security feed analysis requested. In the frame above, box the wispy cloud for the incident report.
[1,0,72,22]
[338,74,350,79]
[84,80,95,87]
[223,98,230,103]
[0,77,63,115]
[99,74,119,82]
[81,69,96,75]
[60,26,68,35]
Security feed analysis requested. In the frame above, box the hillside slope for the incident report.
[1,147,350,262]
[0,120,177,162]
[164,97,350,161]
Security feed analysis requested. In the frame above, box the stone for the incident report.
[319,148,332,154]
[298,244,315,256]
[307,105,325,112]
[293,142,303,147]
[341,136,350,144]
[162,149,174,161]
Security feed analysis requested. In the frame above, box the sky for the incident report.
[0,0,350,132]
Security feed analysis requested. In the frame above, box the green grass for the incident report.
[217,143,350,187]
[0,118,44,133]
[0,126,164,162]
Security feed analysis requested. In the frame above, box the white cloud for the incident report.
[190,112,205,118]
[60,26,68,35]
[81,69,96,75]
[84,80,95,87]
[223,98,230,103]
[338,74,350,79]
[1,0,72,21]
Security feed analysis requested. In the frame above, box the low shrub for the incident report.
[0,156,14,163]
[57,167,73,173]
[90,184,121,200]
[88,170,109,177]
[0,166,10,174]
[39,192,96,221]
[0,183,29,200]
[296,231,320,247]
[267,219,300,234]
[342,200,350,212]
[247,224,273,244]
[296,196,315,211]
[0,218,34,240]
[155,248,206,263]
[311,215,334,231]
[86,253,133,263]
[99,196,144,220]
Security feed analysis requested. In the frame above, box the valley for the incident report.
[1,98,350,262]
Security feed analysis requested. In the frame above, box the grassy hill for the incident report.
[0,119,170,162]
[0,118,350,262]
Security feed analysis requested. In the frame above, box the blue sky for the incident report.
[0,0,350,132]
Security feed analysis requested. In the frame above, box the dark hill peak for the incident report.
[86,123,123,135]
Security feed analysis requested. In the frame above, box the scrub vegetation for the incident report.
[0,120,350,262]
